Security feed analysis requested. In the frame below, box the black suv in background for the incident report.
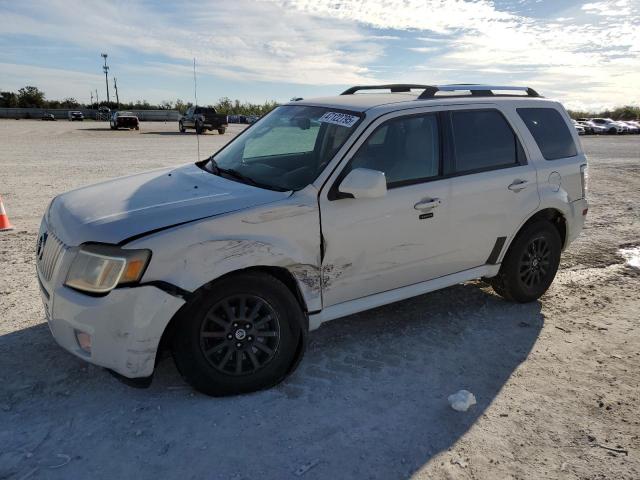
[179,106,228,134]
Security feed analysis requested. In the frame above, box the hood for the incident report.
[48,163,290,245]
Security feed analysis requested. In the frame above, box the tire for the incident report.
[135,125,140,130]
[195,122,203,134]
[218,127,226,134]
[490,221,561,303]
[608,127,617,135]
[172,272,304,396]
[110,123,116,130]
[179,122,185,133]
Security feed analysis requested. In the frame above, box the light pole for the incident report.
[101,53,110,104]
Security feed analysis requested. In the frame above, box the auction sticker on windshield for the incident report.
[318,112,360,128]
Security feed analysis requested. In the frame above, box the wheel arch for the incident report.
[498,208,567,265]
[157,266,310,365]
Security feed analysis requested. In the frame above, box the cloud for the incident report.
[282,0,640,109]
[0,62,103,102]
[0,0,638,109]
[582,1,634,17]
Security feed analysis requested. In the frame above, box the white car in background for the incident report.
[619,121,640,134]
[577,120,607,135]
[36,84,589,396]
[590,118,623,134]
[571,120,586,135]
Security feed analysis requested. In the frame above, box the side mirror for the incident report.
[338,168,387,199]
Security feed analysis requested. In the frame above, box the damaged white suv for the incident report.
[37,84,588,396]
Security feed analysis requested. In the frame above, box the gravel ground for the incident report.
[1,120,639,480]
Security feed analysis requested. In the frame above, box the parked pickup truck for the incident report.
[179,106,228,134]
[37,84,588,396]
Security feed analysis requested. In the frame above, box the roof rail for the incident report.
[341,84,434,95]
[417,84,540,99]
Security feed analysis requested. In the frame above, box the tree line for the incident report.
[567,106,640,120]
[4,85,638,120]
[0,86,280,116]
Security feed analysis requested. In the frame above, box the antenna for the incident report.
[193,57,200,161]
[113,77,119,108]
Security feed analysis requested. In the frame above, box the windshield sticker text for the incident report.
[318,112,359,128]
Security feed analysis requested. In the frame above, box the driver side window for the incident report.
[349,113,440,188]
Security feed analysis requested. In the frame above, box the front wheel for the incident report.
[195,122,204,134]
[490,221,561,303]
[179,122,185,133]
[218,127,226,134]
[172,272,304,396]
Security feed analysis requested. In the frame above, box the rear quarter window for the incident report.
[517,108,577,160]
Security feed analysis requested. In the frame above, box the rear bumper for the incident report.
[44,283,184,378]
[565,197,588,247]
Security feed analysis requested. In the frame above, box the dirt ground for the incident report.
[0,120,639,480]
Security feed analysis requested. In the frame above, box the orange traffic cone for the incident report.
[0,196,15,231]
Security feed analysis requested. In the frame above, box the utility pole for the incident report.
[101,53,110,104]
[90,91,93,107]
[113,77,119,108]
[96,89,99,105]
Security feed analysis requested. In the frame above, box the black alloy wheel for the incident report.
[518,236,552,289]
[172,271,304,396]
[199,295,281,376]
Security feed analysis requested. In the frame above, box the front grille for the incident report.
[37,232,65,282]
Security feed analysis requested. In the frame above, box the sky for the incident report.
[0,0,638,110]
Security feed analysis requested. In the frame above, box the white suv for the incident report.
[36,84,588,396]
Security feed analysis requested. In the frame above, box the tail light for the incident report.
[580,164,588,198]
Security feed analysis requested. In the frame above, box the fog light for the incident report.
[75,330,92,353]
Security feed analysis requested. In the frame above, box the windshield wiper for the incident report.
[202,156,287,192]
[219,168,288,192]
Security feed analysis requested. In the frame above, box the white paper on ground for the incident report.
[448,390,477,412]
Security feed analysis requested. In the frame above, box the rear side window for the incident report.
[517,108,577,160]
[450,110,520,173]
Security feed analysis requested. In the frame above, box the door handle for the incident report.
[508,179,529,192]
[414,198,441,210]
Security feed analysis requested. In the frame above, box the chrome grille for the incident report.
[37,232,65,282]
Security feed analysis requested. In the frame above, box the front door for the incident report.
[319,111,455,307]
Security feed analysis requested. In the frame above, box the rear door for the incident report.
[442,106,540,272]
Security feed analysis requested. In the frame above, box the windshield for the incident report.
[206,105,362,191]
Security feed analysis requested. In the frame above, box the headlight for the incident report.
[65,244,151,293]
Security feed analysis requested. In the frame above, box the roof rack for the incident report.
[340,84,540,99]
[418,84,540,99]
[340,84,433,95]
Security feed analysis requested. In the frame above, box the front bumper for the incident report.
[37,228,185,378]
[45,285,184,378]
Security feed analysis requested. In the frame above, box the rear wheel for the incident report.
[490,221,561,303]
[179,121,185,133]
[218,127,226,134]
[172,272,304,396]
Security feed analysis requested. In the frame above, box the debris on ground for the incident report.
[448,390,477,412]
